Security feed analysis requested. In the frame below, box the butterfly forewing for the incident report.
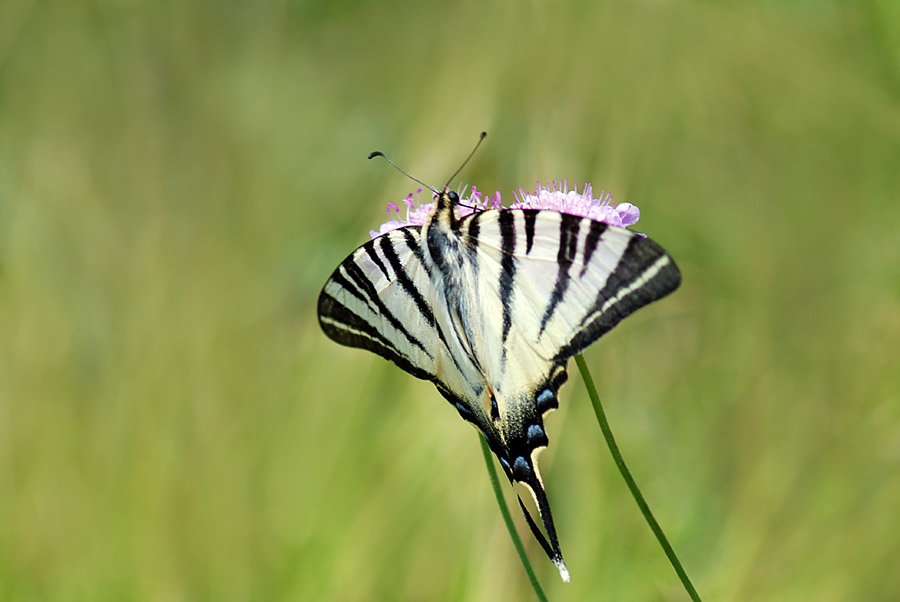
[318,227,439,382]
[318,226,491,421]
[459,209,681,374]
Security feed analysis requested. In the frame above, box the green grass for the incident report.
[1,0,899,600]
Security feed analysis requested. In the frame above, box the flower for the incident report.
[369,186,501,238]
[369,180,641,238]
[511,180,640,228]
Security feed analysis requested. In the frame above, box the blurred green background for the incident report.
[1,0,899,600]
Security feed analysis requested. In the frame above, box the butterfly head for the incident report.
[435,188,460,211]
[426,188,463,235]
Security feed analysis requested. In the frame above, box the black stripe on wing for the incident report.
[400,228,434,281]
[378,235,436,329]
[523,209,538,255]
[364,244,391,280]
[554,234,681,361]
[498,210,517,351]
[580,220,608,277]
[466,214,481,262]
[539,213,582,337]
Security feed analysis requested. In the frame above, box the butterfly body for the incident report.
[318,188,681,580]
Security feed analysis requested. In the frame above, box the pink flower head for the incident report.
[369,180,642,238]
[369,185,503,238]
[510,180,641,228]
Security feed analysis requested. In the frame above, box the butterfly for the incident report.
[317,144,681,581]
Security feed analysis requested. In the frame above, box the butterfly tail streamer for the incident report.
[514,481,570,582]
[484,413,569,581]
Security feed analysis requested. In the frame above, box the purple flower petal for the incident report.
[615,202,640,226]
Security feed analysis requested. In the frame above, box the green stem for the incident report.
[574,354,702,602]
[480,435,549,602]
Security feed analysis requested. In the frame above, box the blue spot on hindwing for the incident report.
[455,402,475,422]
[536,389,557,413]
[527,424,546,447]
[513,456,531,480]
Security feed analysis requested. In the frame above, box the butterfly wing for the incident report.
[462,209,682,366]
[318,226,441,381]
[452,209,681,576]
[318,210,681,581]
[318,225,491,422]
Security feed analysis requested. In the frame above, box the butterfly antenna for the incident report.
[443,131,487,189]
[368,150,438,194]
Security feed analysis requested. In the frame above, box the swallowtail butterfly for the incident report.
[317,142,681,581]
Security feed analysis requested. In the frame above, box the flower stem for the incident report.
[480,435,549,602]
[574,354,702,602]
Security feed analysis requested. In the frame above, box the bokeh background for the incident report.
[2,0,899,600]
